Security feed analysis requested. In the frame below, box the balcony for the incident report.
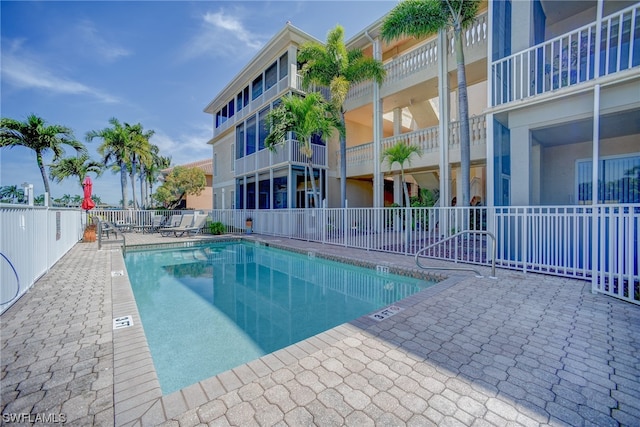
[213,74,303,139]
[492,3,639,107]
[235,139,327,176]
[345,12,488,105]
[344,114,486,176]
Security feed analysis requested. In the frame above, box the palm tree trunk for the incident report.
[130,158,138,209]
[401,168,410,208]
[36,151,51,204]
[308,160,320,208]
[120,162,128,209]
[454,28,471,208]
[340,109,347,208]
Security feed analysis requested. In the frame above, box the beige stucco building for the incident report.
[205,0,639,210]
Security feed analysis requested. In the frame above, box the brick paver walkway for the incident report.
[1,233,639,426]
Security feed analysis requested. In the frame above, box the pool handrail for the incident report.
[415,230,497,279]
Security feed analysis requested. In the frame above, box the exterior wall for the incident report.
[186,179,213,210]
[541,135,639,205]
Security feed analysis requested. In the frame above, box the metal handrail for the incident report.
[97,219,126,251]
[415,230,497,278]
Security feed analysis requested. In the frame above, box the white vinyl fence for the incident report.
[209,205,639,305]
[0,205,83,314]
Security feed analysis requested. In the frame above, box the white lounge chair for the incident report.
[159,214,194,237]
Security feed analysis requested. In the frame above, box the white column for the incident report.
[486,113,495,206]
[372,37,384,208]
[393,108,402,135]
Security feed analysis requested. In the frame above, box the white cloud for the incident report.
[76,20,132,62]
[1,42,119,104]
[150,125,212,166]
[182,9,265,60]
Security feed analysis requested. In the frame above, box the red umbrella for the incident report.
[81,176,96,211]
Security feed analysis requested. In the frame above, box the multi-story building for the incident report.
[205,0,639,210]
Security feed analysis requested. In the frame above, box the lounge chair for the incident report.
[159,214,194,237]
[163,215,208,237]
[133,215,164,233]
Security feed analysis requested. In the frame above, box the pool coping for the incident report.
[112,237,462,425]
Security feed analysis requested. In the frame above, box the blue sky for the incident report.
[1,0,395,205]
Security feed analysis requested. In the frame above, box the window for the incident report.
[236,92,243,112]
[279,52,288,80]
[235,124,245,159]
[274,176,287,209]
[252,75,263,100]
[577,154,640,204]
[246,115,257,155]
[228,99,235,119]
[243,87,249,107]
[258,107,270,151]
[259,179,270,209]
[215,111,222,128]
[265,62,278,91]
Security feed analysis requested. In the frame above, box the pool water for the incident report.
[125,241,435,395]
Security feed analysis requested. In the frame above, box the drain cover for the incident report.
[111,270,124,277]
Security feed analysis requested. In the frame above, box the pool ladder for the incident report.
[415,230,497,279]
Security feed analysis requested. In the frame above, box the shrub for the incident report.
[208,221,225,235]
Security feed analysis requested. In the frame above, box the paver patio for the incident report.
[1,232,639,426]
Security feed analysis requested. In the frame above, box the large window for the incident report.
[258,107,270,151]
[246,115,257,155]
[265,62,277,91]
[577,154,640,204]
[252,75,263,100]
[279,52,288,80]
[235,125,245,159]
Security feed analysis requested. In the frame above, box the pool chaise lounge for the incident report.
[159,214,193,236]
[160,214,207,237]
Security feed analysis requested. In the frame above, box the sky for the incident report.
[1,0,396,205]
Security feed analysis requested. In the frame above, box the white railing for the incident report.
[210,204,639,305]
[347,12,488,103]
[492,3,639,106]
[235,139,327,175]
[213,74,303,138]
[345,115,486,169]
[0,205,83,314]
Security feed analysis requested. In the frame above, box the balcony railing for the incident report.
[235,139,327,176]
[346,12,488,103]
[213,74,303,138]
[492,3,639,107]
[344,114,486,169]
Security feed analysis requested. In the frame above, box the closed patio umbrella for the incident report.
[81,176,95,211]
[81,176,96,242]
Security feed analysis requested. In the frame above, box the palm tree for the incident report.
[265,92,343,209]
[124,122,154,209]
[144,154,171,208]
[0,185,23,203]
[298,25,385,208]
[49,153,104,189]
[382,141,422,207]
[86,118,130,209]
[138,144,160,208]
[381,0,481,207]
[0,114,85,204]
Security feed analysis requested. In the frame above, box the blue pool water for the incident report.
[125,241,435,395]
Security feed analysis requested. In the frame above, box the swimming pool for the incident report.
[125,241,436,395]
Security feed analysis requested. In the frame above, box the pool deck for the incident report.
[1,231,639,426]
